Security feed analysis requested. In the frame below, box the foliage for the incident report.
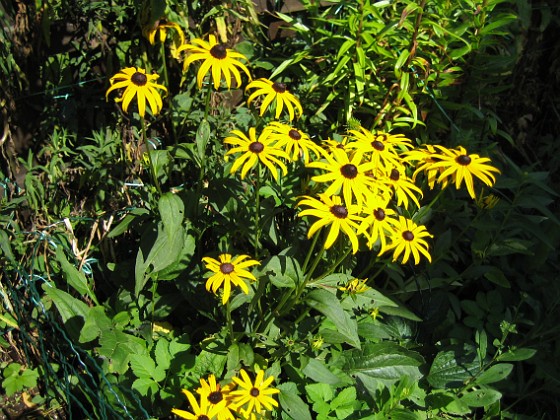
[1,0,559,419]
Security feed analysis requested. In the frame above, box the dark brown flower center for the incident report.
[390,169,400,181]
[402,231,414,241]
[249,142,264,153]
[456,155,471,165]
[288,129,302,140]
[131,72,148,86]
[373,208,385,221]
[208,391,223,404]
[272,82,287,93]
[220,263,234,274]
[340,164,358,179]
[210,44,227,59]
[330,205,348,219]
[250,387,260,397]
[197,416,209,420]
[372,140,385,151]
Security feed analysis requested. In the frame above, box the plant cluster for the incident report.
[1,0,560,419]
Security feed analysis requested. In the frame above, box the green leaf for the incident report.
[497,347,536,362]
[79,305,111,343]
[2,365,38,396]
[107,208,150,238]
[42,284,89,339]
[330,386,356,409]
[254,255,302,289]
[159,192,184,235]
[427,347,481,389]
[474,363,513,385]
[306,289,360,348]
[305,382,334,403]
[302,358,346,386]
[130,354,157,379]
[155,338,171,371]
[278,382,313,420]
[98,329,147,374]
[196,119,211,163]
[132,377,159,397]
[55,246,96,303]
[342,343,424,384]
[459,388,502,407]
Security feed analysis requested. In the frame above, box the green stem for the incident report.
[254,164,262,256]
[160,42,177,145]
[226,299,235,344]
[302,231,320,273]
[140,117,163,195]
[150,276,158,333]
[204,80,213,121]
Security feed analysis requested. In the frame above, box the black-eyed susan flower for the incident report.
[202,254,260,305]
[307,148,379,208]
[230,369,280,417]
[177,34,251,90]
[383,216,433,265]
[143,18,185,47]
[105,67,167,118]
[382,165,423,210]
[172,388,226,420]
[429,145,501,199]
[347,127,412,172]
[357,199,399,252]
[224,127,289,181]
[196,375,236,420]
[298,194,363,254]
[264,122,323,164]
[404,144,448,190]
[246,78,303,121]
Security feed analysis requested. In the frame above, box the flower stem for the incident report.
[226,299,235,344]
[254,164,262,256]
[302,231,320,273]
[160,42,177,145]
[140,117,163,195]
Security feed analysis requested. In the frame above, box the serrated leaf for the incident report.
[155,339,171,371]
[306,289,360,348]
[132,377,159,397]
[331,386,356,409]
[305,382,334,403]
[129,354,156,379]
[459,388,502,407]
[343,343,424,384]
[474,363,513,385]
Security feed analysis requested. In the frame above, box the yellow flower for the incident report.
[172,388,226,420]
[339,278,369,294]
[357,198,399,252]
[202,254,260,305]
[230,369,280,416]
[224,127,289,181]
[382,165,423,210]
[383,216,433,265]
[429,145,501,199]
[404,145,448,190]
[246,78,303,121]
[264,122,324,164]
[177,34,251,90]
[347,127,412,172]
[307,148,380,208]
[142,18,185,47]
[298,194,363,254]
[105,67,167,118]
[370,307,380,320]
[196,375,236,420]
